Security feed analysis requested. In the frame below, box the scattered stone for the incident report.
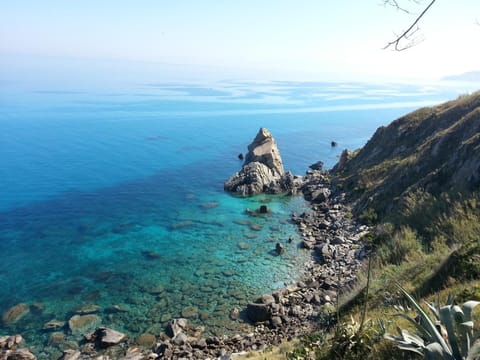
[94,327,128,346]
[229,308,240,320]
[0,334,24,349]
[237,242,250,250]
[43,320,65,332]
[2,303,30,324]
[73,303,101,315]
[135,333,155,349]
[48,332,66,346]
[309,161,324,170]
[2,348,36,359]
[181,306,198,319]
[105,304,129,313]
[141,251,162,260]
[200,202,220,210]
[59,349,81,360]
[275,242,285,255]
[166,318,188,339]
[68,314,101,336]
[258,205,269,214]
[246,303,270,323]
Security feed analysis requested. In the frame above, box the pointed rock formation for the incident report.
[225,128,298,196]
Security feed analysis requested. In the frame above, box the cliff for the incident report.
[332,91,480,220]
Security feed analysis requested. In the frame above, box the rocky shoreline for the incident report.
[1,168,370,360]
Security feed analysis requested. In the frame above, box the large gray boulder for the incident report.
[225,128,294,196]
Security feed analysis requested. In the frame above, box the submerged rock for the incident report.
[225,128,295,196]
[2,303,30,324]
[68,314,101,336]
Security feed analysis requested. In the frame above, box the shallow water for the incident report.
[0,75,469,357]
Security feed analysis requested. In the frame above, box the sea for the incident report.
[0,57,475,358]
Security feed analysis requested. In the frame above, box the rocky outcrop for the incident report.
[0,335,36,360]
[225,128,300,196]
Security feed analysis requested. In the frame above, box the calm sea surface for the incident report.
[0,69,472,357]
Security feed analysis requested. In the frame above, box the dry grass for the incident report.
[236,340,297,360]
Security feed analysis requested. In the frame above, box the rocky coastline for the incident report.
[1,129,370,360]
[1,171,369,360]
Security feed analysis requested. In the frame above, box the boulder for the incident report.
[309,161,324,171]
[2,348,36,359]
[68,314,101,336]
[225,128,292,196]
[2,303,30,324]
[94,327,128,346]
[246,303,270,323]
[0,335,23,349]
[42,320,65,331]
[59,350,81,360]
[166,318,188,339]
[275,243,285,255]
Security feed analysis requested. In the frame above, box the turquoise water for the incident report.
[0,69,470,357]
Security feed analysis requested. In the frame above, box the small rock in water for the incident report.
[200,202,220,210]
[237,242,250,250]
[258,205,269,214]
[275,243,285,255]
[238,153,244,160]
[42,319,65,331]
[94,327,128,346]
[2,303,30,324]
[60,349,82,360]
[135,333,156,348]
[229,308,241,320]
[68,314,101,336]
[331,141,338,147]
[141,250,162,260]
[73,303,101,315]
[309,160,324,170]
[181,306,198,319]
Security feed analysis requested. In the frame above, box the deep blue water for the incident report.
[0,71,474,357]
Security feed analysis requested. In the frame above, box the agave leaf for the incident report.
[451,305,464,323]
[461,321,474,329]
[440,305,461,359]
[462,301,480,322]
[397,344,424,356]
[425,300,440,321]
[425,342,455,360]
[396,284,453,356]
[446,294,455,306]
[401,329,426,347]
[392,313,433,341]
[466,339,480,360]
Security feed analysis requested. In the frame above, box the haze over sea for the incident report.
[0,57,476,357]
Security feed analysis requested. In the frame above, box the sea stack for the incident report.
[225,127,296,196]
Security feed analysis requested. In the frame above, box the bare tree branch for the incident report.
[382,0,421,14]
[383,0,437,51]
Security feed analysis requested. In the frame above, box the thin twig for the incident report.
[383,0,437,51]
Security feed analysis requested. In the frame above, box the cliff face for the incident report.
[333,92,480,218]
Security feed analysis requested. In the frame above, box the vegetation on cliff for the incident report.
[252,92,480,360]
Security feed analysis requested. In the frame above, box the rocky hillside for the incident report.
[333,91,480,220]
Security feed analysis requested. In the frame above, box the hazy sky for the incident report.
[1,1,479,81]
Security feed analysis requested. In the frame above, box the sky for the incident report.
[1,1,480,82]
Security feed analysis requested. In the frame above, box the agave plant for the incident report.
[383,285,480,360]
